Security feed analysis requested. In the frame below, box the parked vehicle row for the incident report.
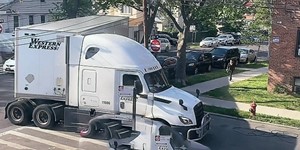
[199,32,241,48]
[156,50,213,79]
[156,46,257,79]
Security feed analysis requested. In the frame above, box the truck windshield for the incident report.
[144,69,171,93]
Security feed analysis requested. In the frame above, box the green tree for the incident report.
[50,0,100,20]
[217,0,249,33]
[159,0,207,85]
[97,0,159,47]
[241,0,271,48]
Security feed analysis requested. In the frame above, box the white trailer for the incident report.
[4,16,211,150]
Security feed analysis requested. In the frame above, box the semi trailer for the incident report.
[4,16,211,149]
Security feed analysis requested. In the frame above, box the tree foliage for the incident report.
[158,0,207,85]
[216,0,249,33]
[50,0,100,20]
[241,0,271,45]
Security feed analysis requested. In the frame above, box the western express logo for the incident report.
[29,38,61,50]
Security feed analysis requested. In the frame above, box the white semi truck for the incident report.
[4,16,211,150]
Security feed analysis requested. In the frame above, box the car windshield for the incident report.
[186,52,200,60]
[203,37,213,41]
[144,69,171,93]
[239,49,249,54]
[210,48,227,55]
[218,35,227,38]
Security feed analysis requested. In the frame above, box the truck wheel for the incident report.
[32,104,55,129]
[7,101,31,125]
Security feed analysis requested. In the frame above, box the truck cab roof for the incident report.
[81,34,161,74]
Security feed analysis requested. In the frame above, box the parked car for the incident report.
[156,34,178,46]
[148,38,171,52]
[216,34,235,45]
[185,50,213,75]
[231,33,242,45]
[158,38,171,52]
[199,37,219,47]
[239,48,257,63]
[3,56,15,73]
[210,47,240,69]
[156,55,177,79]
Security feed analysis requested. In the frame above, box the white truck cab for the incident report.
[5,16,210,149]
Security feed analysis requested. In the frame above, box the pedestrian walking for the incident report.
[249,101,257,119]
[226,58,236,81]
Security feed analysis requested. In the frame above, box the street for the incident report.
[0,72,299,150]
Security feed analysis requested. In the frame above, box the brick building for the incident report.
[268,0,300,94]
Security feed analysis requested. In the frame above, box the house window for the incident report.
[41,15,45,23]
[13,16,19,29]
[296,29,300,56]
[121,6,132,14]
[29,15,34,25]
[294,78,300,94]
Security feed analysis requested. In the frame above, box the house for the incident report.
[0,0,62,33]
[106,6,144,42]
[268,0,300,94]
[105,5,166,43]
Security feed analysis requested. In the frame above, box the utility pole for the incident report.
[143,0,149,49]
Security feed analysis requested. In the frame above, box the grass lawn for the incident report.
[203,74,300,111]
[204,105,300,128]
[171,69,246,88]
[238,61,269,69]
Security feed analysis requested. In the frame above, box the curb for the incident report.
[207,112,300,130]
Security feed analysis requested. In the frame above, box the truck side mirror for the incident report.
[134,80,142,94]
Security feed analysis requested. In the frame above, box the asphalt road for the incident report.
[0,73,299,150]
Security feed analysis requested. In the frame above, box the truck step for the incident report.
[104,121,121,128]
[114,128,132,139]
[104,121,122,138]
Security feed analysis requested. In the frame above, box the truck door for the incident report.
[79,69,100,108]
[119,73,149,116]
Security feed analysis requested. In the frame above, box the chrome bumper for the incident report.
[187,113,211,141]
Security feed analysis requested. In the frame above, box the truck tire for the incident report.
[7,101,31,125]
[32,104,55,129]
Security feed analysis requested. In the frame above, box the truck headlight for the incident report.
[217,58,224,61]
[188,63,195,66]
[179,116,193,124]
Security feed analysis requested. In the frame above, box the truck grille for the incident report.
[194,102,204,127]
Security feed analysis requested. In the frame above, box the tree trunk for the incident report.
[175,25,190,86]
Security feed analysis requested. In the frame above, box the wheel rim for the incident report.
[36,110,50,125]
[10,107,23,122]
[208,65,212,71]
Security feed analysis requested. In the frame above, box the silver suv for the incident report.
[216,34,235,45]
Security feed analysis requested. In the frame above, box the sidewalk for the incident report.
[181,67,300,120]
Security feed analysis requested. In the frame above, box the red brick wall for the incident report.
[268,0,300,93]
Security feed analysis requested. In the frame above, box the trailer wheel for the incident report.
[7,101,31,125]
[32,104,55,129]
